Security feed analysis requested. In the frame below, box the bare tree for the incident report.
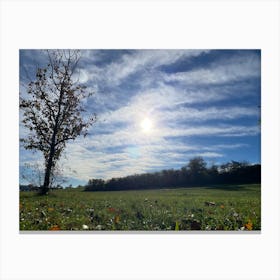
[20,50,95,195]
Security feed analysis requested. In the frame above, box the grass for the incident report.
[19,184,261,231]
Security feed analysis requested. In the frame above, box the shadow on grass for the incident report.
[204,184,254,191]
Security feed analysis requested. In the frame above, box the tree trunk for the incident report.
[41,144,55,195]
[41,84,64,195]
[41,167,51,195]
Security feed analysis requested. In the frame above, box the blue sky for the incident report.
[19,49,261,186]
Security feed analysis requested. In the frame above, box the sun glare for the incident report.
[140,118,153,133]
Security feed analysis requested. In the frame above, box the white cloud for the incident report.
[62,140,168,180]
[156,106,259,123]
[158,125,259,138]
[72,68,90,84]
[195,152,224,158]
[164,52,260,85]
[104,50,210,85]
[80,50,210,89]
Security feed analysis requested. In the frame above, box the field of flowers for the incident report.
[19,184,261,231]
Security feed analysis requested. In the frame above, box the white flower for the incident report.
[82,224,89,230]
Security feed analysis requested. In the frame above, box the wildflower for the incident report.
[233,212,239,217]
[48,207,54,212]
[244,220,253,230]
[49,225,60,230]
[220,205,225,209]
[82,224,89,230]
[108,207,116,213]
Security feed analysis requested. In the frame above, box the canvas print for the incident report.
[19,49,261,231]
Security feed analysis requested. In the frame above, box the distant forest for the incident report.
[85,157,261,192]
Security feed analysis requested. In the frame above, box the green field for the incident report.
[19,184,261,231]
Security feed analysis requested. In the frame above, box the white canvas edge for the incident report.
[0,1,279,280]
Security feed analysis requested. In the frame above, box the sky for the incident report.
[19,49,261,187]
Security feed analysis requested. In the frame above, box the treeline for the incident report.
[84,157,261,192]
[20,184,63,191]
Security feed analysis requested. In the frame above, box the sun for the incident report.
[140,118,153,133]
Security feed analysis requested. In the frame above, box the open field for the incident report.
[19,184,261,231]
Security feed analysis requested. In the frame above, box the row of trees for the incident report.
[85,157,261,192]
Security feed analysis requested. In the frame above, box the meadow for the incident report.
[19,184,261,231]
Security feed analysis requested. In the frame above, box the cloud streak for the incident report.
[164,52,260,85]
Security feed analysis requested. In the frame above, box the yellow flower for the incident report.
[244,220,253,230]
[48,207,54,212]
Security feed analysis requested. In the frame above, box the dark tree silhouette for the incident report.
[85,157,261,192]
[183,157,208,185]
[20,50,96,195]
